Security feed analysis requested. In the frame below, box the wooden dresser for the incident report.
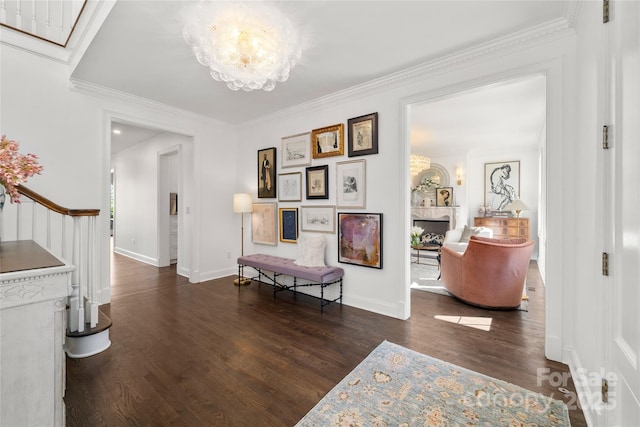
[474,216,530,240]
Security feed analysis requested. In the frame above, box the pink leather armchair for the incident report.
[440,236,535,309]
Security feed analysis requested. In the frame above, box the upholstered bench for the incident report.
[237,253,344,312]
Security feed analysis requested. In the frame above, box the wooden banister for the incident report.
[17,184,99,217]
[9,184,102,333]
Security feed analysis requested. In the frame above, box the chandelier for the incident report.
[182,2,302,92]
[410,155,431,176]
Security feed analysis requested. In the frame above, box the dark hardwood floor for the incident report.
[65,252,587,426]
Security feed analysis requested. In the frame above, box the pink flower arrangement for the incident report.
[0,134,44,204]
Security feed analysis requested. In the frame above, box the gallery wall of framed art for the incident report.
[248,112,381,268]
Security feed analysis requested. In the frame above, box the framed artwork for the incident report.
[338,212,383,269]
[436,187,453,207]
[258,147,277,199]
[300,205,336,233]
[348,112,378,157]
[281,132,311,168]
[251,202,277,245]
[278,172,302,202]
[279,207,298,243]
[305,165,329,199]
[484,160,520,212]
[336,159,366,209]
[312,123,344,159]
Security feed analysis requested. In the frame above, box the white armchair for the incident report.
[443,226,493,253]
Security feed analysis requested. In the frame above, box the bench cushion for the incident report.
[238,254,344,284]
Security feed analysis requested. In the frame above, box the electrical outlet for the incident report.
[132,238,135,245]
[227,251,231,259]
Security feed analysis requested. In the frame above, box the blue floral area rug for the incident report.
[296,341,569,427]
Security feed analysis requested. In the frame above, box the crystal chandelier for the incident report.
[410,155,431,176]
[182,2,302,92]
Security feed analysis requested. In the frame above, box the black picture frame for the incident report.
[348,112,378,157]
[258,147,277,199]
[436,187,453,207]
[484,160,520,211]
[305,165,329,199]
[338,212,383,269]
[279,207,298,243]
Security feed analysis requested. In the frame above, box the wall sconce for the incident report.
[456,168,463,186]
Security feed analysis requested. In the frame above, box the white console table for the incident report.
[411,207,460,230]
[1,241,72,427]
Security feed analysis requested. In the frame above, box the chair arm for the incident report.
[440,246,464,289]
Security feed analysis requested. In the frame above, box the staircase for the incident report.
[1,184,111,357]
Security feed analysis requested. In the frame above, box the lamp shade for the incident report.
[233,193,253,213]
[505,199,529,212]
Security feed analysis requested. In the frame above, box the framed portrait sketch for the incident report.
[348,112,378,157]
[300,205,336,233]
[336,160,366,209]
[278,172,302,202]
[281,132,311,168]
[312,123,344,159]
[338,212,383,269]
[258,147,277,199]
[251,202,277,245]
[279,207,298,243]
[436,187,453,207]
[305,165,329,199]
[484,161,520,212]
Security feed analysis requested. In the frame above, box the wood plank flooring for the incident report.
[65,252,587,426]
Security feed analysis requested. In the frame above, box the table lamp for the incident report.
[505,199,529,218]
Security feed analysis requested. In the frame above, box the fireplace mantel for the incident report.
[411,207,460,230]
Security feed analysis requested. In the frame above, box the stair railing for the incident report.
[4,184,101,333]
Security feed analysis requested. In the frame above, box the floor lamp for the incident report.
[233,193,253,286]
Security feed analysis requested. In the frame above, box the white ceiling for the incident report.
[111,122,163,154]
[72,0,569,128]
[410,74,547,157]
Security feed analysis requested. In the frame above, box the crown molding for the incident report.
[246,16,576,127]
[69,78,227,127]
[564,0,584,29]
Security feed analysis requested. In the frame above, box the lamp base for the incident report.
[234,277,251,286]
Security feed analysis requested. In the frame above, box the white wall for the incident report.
[1,42,239,302]
[236,30,574,324]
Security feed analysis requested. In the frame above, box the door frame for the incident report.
[157,145,182,267]
[400,59,565,361]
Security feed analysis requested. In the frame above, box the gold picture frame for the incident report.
[278,207,298,243]
[312,123,344,159]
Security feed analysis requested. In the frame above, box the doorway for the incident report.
[109,119,191,276]
[158,146,181,267]
[406,73,547,306]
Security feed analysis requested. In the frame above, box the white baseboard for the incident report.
[566,347,599,427]
[113,247,159,266]
[196,267,237,283]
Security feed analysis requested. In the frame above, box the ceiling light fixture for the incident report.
[112,129,121,135]
[410,155,431,176]
[182,2,302,92]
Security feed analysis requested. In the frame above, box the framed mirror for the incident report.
[414,163,450,188]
